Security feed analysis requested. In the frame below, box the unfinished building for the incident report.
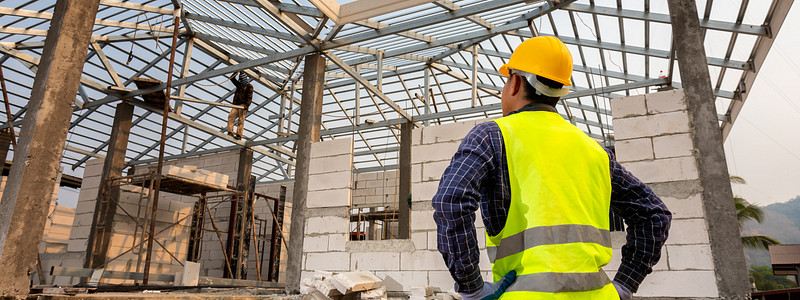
[0,0,794,298]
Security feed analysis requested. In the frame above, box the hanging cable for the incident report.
[127,11,143,65]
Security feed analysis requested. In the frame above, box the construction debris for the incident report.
[409,286,439,300]
[300,271,383,300]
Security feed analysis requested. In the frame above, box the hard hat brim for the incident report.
[499,64,510,77]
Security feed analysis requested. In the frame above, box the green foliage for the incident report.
[749,265,797,291]
[731,176,780,249]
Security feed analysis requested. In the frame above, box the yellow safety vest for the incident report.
[489,110,618,299]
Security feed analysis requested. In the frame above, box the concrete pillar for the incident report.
[666,1,750,298]
[286,53,325,293]
[84,102,134,269]
[0,0,100,295]
[398,121,412,239]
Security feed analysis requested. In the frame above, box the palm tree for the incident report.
[731,176,780,249]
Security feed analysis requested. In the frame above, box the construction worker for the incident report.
[432,36,671,299]
[227,71,254,140]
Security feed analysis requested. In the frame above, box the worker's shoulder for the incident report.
[468,120,502,136]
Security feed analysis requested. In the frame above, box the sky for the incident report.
[723,2,800,206]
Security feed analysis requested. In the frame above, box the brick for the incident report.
[411,142,460,164]
[400,250,447,271]
[308,171,352,191]
[411,164,422,183]
[305,252,350,271]
[412,128,423,146]
[376,271,428,292]
[667,244,713,270]
[410,210,436,231]
[350,252,400,270]
[307,188,351,208]
[646,89,687,114]
[422,122,473,145]
[614,138,653,162]
[666,219,709,245]
[412,181,439,203]
[653,133,693,159]
[407,231,425,250]
[303,235,329,253]
[310,154,353,175]
[661,194,704,219]
[306,216,350,234]
[328,233,347,251]
[311,138,354,159]
[427,231,438,250]
[622,156,698,184]
[331,271,383,293]
[428,271,455,291]
[422,161,449,182]
[610,95,647,119]
[612,110,690,140]
[636,270,718,298]
[314,279,343,297]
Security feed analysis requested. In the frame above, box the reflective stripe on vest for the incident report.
[491,111,614,298]
[506,270,611,293]
[487,224,611,263]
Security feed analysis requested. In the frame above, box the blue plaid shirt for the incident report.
[432,103,671,294]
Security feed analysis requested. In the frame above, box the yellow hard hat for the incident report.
[499,36,573,86]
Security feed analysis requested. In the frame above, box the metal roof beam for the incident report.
[185,13,305,43]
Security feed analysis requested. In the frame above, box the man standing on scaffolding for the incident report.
[227,71,253,140]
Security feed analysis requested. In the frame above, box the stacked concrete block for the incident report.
[165,165,230,189]
[352,170,398,209]
[301,121,493,293]
[609,89,718,298]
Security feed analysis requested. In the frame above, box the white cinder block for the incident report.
[422,161,450,182]
[306,216,350,234]
[428,271,456,291]
[646,89,687,114]
[661,194,704,219]
[478,249,491,271]
[412,182,440,203]
[411,163,422,183]
[411,210,437,231]
[303,235,329,253]
[603,248,623,272]
[614,138,654,162]
[422,122,473,145]
[308,171,352,191]
[350,252,400,271]
[328,234,347,251]
[311,138,354,159]
[411,142,461,164]
[667,244,713,270]
[307,188,351,208]
[376,271,428,292]
[310,154,353,175]
[635,270,718,298]
[427,231,438,250]
[412,128,423,146]
[411,232,427,250]
[621,156,698,184]
[653,133,693,159]
[305,252,350,271]
[610,95,647,119]
[666,219,710,245]
[400,250,447,271]
[612,111,690,140]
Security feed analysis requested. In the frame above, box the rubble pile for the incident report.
[300,271,460,300]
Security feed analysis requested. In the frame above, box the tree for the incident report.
[749,265,796,291]
[731,176,780,249]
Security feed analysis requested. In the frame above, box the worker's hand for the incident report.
[460,270,516,300]
[612,281,632,300]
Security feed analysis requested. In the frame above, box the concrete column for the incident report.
[666,1,750,298]
[84,102,134,269]
[398,121,412,239]
[286,53,325,293]
[0,0,100,295]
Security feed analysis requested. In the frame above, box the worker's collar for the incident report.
[508,102,558,116]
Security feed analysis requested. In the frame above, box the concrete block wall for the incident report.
[301,121,494,293]
[610,89,718,298]
[353,170,398,209]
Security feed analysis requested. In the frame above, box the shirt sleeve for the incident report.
[606,148,672,292]
[432,123,497,294]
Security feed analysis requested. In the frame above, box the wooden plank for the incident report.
[197,276,284,288]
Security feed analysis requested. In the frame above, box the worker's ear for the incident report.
[510,74,524,97]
